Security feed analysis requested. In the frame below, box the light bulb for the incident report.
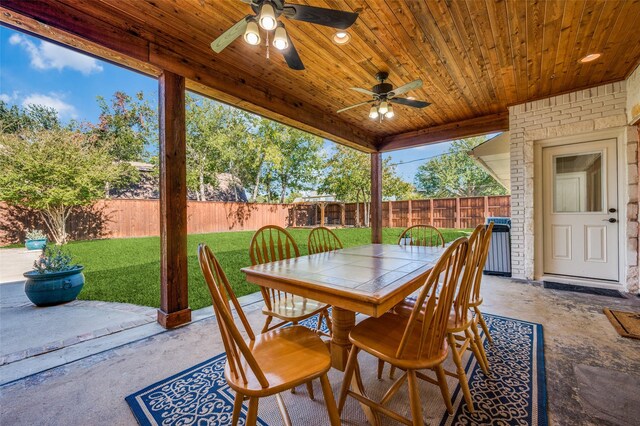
[385,104,394,118]
[369,105,379,119]
[273,25,288,50]
[332,31,351,45]
[259,2,277,31]
[378,101,389,115]
[244,20,261,46]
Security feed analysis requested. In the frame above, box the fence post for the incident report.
[455,197,461,229]
[388,201,393,228]
[320,203,326,226]
[340,204,345,227]
[407,199,412,227]
[429,199,434,226]
[484,196,489,222]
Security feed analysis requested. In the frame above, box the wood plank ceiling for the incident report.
[2,0,640,152]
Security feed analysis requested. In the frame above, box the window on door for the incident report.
[553,153,603,213]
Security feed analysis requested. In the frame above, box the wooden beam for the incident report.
[371,153,383,244]
[0,7,159,78]
[157,71,190,329]
[0,0,377,152]
[378,112,509,152]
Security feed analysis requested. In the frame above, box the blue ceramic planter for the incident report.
[25,238,47,251]
[23,266,85,307]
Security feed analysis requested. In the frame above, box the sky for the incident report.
[0,26,451,183]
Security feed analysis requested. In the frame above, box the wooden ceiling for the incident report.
[2,0,640,152]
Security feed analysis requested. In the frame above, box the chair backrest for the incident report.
[471,222,494,304]
[249,225,301,311]
[198,244,269,388]
[308,226,343,254]
[397,224,445,247]
[249,225,300,265]
[395,236,468,361]
[451,225,486,324]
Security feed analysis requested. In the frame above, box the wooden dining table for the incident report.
[242,243,445,371]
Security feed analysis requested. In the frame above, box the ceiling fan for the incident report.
[337,72,431,120]
[210,0,359,71]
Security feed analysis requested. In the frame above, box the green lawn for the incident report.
[65,227,470,310]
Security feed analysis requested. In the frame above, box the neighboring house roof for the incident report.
[109,163,248,202]
[468,133,511,191]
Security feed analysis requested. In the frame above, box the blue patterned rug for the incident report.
[126,313,547,425]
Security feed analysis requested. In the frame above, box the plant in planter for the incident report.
[23,245,85,306]
[24,229,48,251]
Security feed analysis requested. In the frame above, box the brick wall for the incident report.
[508,81,639,292]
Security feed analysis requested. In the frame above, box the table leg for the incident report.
[330,307,355,371]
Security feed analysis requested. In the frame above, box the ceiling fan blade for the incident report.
[282,33,305,70]
[283,4,358,29]
[211,16,250,53]
[390,97,431,108]
[349,87,377,96]
[337,100,374,113]
[387,79,423,97]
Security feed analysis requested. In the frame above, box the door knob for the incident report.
[609,208,617,213]
[603,218,617,223]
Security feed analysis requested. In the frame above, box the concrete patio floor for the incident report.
[1,275,639,426]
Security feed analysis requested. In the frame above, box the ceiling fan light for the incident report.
[244,19,261,45]
[273,25,288,50]
[385,104,394,118]
[369,105,379,119]
[378,101,389,115]
[259,2,278,31]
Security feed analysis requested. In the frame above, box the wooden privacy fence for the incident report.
[344,195,510,228]
[0,196,510,244]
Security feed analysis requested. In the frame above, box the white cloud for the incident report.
[0,91,19,103]
[22,93,77,119]
[9,33,103,75]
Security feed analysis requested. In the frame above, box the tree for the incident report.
[92,91,157,162]
[262,124,325,203]
[0,129,120,244]
[185,94,249,201]
[320,145,415,226]
[0,100,60,133]
[414,136,507,198]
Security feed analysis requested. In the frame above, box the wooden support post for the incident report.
[340,204,345,227]
[371,153,382,244]
[407,199,412,227]
[388,201,393,228]
[320,203,326,226]
[157,71,191,329]
[455,197,461,229]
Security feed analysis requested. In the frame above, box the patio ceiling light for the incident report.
[244,19,261,46]
[378,101,389,115]
[332,31,351,45]
[273,24,289,50]
[369,105,379,119]
[579,53,601,63]
[258,1,278,31]
[385,103,394,118]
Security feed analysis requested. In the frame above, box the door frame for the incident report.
[533,127,627,288]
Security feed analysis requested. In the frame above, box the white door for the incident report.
[542,139,619,281]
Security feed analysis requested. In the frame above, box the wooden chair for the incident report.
[388,225,492,413]
[198,244,340,426]
[337,237,469,425]
[469,222,495,344]
[308,226,343,254]
[397,224,445,247]
[249,225,331,336]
